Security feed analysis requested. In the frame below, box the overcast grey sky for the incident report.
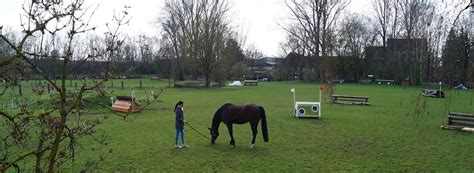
[1,0,370,57]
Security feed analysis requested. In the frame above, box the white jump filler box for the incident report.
[290,87,325,118]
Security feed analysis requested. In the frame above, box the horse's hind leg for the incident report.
[226,123,236,147]
[250,123,257,148]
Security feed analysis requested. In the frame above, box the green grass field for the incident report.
[1,79,474,171]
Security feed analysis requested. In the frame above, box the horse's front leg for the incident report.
[250,123,258,148]
[226,123,235,147]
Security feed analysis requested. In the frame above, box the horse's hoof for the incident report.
[249,144,255,149]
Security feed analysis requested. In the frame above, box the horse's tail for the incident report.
[258,106,269,142]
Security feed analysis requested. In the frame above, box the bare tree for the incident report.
[371,0,400,46]
[337,13,373,58]
[138,35,155,74]
[0,1,162,172]
[282,0,349,57]
[398,0,436,39]
[282,0,349,95]
[336,13,374,81]
[160,0,231,87]
[280,27,312,57]
[245,45,265,60]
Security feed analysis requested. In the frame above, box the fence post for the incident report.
[139,80,142,88]
[18,84,22,96]
[121,81,124,90]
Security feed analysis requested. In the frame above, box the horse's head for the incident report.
[208,127,219,143]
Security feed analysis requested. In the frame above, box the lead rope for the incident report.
[185,122,211,140]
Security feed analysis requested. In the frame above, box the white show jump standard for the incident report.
[291,88,322,118]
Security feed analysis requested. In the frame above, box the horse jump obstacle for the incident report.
[244,80,258,86]
[111,95,140,113]
[422,89,445,98]
[290,87,324,118]
[441,112,474,132]
[331,95,370,105]
[422,82,445,98]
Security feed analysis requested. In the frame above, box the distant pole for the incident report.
[11,97,16,108]
[18,84,22,96]
[319,88,322,103]
[168,74,172,88]
[111,79,114,88]
[319,88,322,117]
[139,80,142,88]
[294,89,296,106]
[132,90,136,102]
[121,81,124,90]
[439,82,442,91]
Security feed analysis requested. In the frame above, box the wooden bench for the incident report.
[331,95,370,105]
[441,112,474,132]
[244,80,258,86]
[375,79,395,85]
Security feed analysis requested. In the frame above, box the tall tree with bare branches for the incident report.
[371,0,400,46]
[282,0,349,94]
[160,0,231,87]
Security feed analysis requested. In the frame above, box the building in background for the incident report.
[245,57,283,80]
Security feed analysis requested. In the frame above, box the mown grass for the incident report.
[1,79,474,172]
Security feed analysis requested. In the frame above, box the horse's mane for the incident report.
[212,103,233,126]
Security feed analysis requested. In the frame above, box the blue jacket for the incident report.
[175,107,184,129]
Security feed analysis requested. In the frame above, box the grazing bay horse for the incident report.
[208,103,269,148]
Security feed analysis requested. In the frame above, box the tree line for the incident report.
[278,0,472,86]
[3,0,470,87]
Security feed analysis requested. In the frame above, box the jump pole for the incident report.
[319,88,321,117]
[291,88,296,106]
[319,86,325,116]
[291,88,296,116]
[132,90,136,103]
